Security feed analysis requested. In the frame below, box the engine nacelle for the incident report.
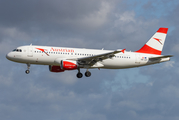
[49,65,65,72]
[61,60,78,70]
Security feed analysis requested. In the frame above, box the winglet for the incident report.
[121,49,126,53]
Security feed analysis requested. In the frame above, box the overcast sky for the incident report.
[1,0,179,120]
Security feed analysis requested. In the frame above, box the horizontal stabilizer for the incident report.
[149,55,173,61]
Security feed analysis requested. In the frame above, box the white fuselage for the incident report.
[6,45,170,69]
[5,28,172,78]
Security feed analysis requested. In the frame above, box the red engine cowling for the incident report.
[61,60,78,70]
[49,65,65,72]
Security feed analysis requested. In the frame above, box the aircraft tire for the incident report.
[85,71,91,77]
[25,70,30,74]
[77,72,83,78]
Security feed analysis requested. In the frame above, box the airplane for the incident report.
[6,28,173,78]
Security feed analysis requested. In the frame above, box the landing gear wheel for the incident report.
[85,71,91,77]
[77,72,83,78]
[25,63,30,74]
[25,70,30,74]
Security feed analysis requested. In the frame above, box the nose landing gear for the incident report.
[25,63,30,74]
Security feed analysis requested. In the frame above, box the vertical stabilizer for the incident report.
[136,28,168,55]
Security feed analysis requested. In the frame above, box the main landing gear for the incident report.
[85,70,91,77]
[77,72,83,78]
[76,68,91,78]
[25,63,30,74]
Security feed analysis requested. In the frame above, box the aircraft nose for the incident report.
[6,52,12,60]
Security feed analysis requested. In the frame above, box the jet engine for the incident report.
[61,60,78,70]
[49,65,65,72]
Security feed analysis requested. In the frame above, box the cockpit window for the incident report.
[13,49,22,52]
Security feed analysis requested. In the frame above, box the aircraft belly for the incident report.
[102,58,136,69]
[18,54,54,65]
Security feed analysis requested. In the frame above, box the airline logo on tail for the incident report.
[136,27,168,55]
[153,38,162,45]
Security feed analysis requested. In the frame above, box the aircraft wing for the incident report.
[149,55,173,61]
[67,49,125,66]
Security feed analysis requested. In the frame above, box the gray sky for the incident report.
[1,0,179,120]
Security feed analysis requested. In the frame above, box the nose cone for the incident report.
[6,52,13,60]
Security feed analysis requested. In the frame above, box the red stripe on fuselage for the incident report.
[135,44,161,55]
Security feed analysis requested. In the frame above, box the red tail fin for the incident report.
[136,28,168,55]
